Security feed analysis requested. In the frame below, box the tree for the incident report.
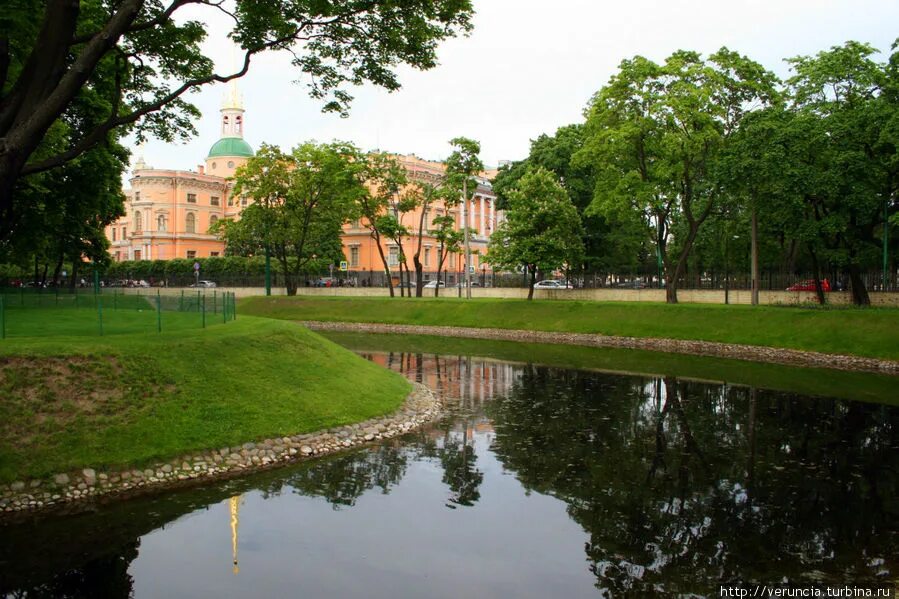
[578,48,779,302]
[431,213,463,297]
[359,153,408,297]
[487,167,583,300]
[445,137,483,298]
[783,41,898,305]
[0,0,474,244]
[219,142,363,295]
[408,180,455,297]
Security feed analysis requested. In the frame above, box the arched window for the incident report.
[134,211,142,233]
[185,212,196,234]
[235,115,242,134]
[157,214,167,232]
[209,214,218,231]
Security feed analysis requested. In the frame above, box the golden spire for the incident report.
[230,494,242,574]
[222,44,244,110]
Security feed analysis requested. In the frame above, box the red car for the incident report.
[786,279,831,292]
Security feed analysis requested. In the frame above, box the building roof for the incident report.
[207,137,254,158]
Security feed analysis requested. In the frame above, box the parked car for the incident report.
[533,280,571,289]
[423,280,447,288]
[615,280,647,289]
[190,280,217,288]
[786,279,830,292]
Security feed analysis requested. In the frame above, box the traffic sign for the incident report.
[339,260,348,272]
[193,262,200,271]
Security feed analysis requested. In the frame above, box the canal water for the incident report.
[1,344,897,597]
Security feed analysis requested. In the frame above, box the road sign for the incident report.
[469,266,475,274]
[193,262,200,271]
[339,260,348,272]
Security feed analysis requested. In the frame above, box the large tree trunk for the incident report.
[372,236,394,297]
[527,267,536,300]
[413,254,424,297]
[847,262,871,306]
[750,205,759,306]
[808,245,826,305]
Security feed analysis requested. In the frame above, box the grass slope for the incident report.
[0,316,410,483]
[322,332,899,406]
[240,296,899,361]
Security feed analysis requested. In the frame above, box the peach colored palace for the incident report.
[107,82,503,277]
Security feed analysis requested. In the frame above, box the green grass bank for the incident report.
[0,315,411,483]
[239,297,899,361]
[323,332,899,406]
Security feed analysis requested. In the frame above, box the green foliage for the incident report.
[487,168,584,297]
[1,0,474,246]
[220,142,364,294]
[577,48,779,302]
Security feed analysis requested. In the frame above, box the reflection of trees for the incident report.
[280,444,410,508]
[439,426,483,508]
[487,366,899,595]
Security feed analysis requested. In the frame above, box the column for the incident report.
[479,196,485,237]
[489,198,495,233]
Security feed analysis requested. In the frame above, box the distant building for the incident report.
[107,83,502,283]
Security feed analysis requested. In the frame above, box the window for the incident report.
[134,249,142,261]
[134,191,140,202]
[187,250,196,259]
[227,195,234,207]
[134,211,142,233]
[211,196,220,206]
[185,212,196,233]
[187,193,197,203]
[212,162,217,170]
[157,214,167,232]
[114,251,121,261]
[350,246,360,267]
[388,246,399,267]
[210,251,220,257]
[424,247,431,267]
[227,160,235,168]
[112,228,116,241]
[209,215,219,230]
[240,195,248,207]
[122,226,127,239]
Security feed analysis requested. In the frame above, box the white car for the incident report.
[533,280,571,289]
[423,280,446,288]
[190,280,217,288]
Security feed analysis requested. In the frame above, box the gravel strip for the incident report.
[301,321,899,376]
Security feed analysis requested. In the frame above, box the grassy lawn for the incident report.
[323,332,899,406]
[240,296,899,361]
[0,316,411,483]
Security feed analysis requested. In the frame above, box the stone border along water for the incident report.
[0,383,440,519]
[299,321,899,376]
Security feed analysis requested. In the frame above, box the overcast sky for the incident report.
[134,0,899,174]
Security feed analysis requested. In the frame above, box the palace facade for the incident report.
[106,83,502,280]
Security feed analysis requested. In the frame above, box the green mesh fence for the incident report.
[0,288,236,338]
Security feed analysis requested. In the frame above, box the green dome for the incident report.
[207,137,254,158]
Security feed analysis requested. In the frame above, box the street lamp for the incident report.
[725,234,740,305]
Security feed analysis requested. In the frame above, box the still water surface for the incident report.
[1,348,897,597]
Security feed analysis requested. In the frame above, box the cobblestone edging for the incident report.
[0,383,440,519]
[301,321,899,376]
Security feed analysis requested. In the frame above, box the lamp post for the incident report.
[725,234,740,305]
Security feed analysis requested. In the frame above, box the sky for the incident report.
[133,0,899,174]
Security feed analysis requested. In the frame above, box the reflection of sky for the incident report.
[130,427,596,598]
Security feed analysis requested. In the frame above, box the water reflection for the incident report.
[1,351,896,598]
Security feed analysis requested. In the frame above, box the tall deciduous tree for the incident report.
[408,180,455,297]
[445,137,483,298]
[359,152,408,297]
[219,142,363,295]
[431,213,462,297]
[578,48,779,302]
[783,41,898,305]
[0,0,473,244]
[487,167,583,300]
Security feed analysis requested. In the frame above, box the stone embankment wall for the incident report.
[301,322,899,376]
[0,384,440,519]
